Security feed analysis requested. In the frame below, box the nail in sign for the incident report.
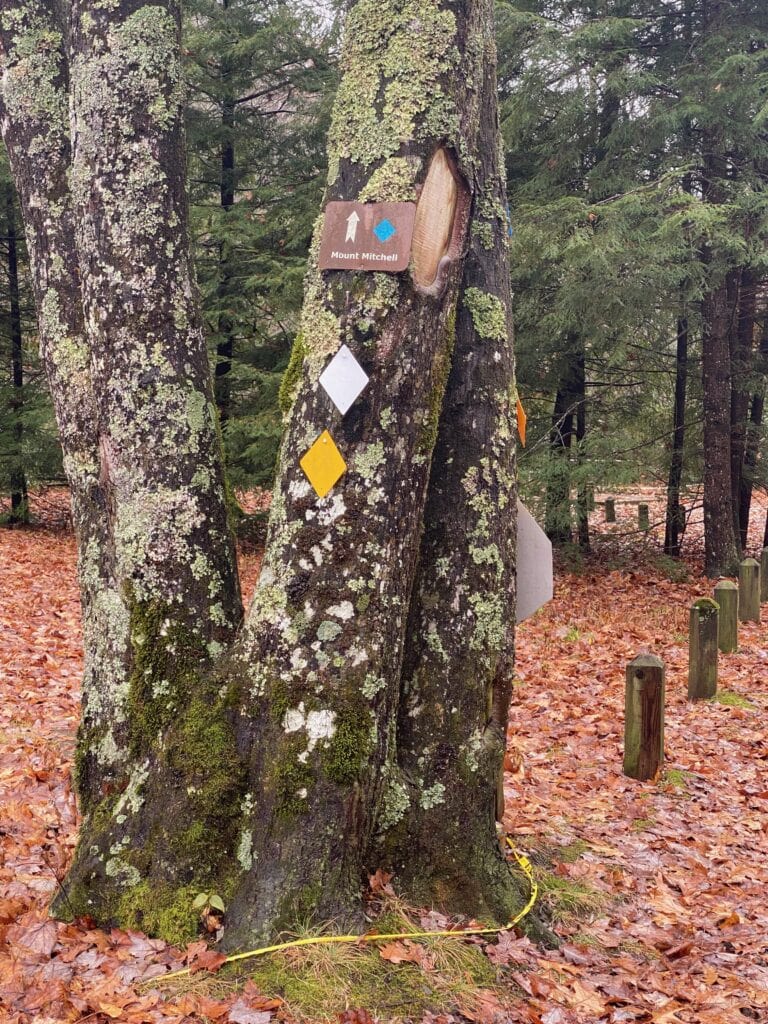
[318,202,416,272]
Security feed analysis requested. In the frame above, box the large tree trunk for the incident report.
[3,0,526,946]
[664,314,688,557]
[4,180,28,524]
[214,7,236,426]
[0,0,135,802]
[377,16,525,923]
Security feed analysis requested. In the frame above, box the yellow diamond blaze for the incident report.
[300,430,347,498]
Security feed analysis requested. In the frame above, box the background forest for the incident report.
[2,0,767,572]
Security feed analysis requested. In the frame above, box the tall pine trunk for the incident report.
[730,267,755,550]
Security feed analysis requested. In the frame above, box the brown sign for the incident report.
[318,201,416,272]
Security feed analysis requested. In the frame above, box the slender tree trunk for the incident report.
[574,350,589,551]
[700,96,739,575]
[378,14,526,923]
[215,8,236,425]
[545,339,582,545]
[5,181,28,523]
[664,314,688,556]
[740,314,768,547]
[730,267,755,549]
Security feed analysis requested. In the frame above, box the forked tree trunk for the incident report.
[3,0,526,945]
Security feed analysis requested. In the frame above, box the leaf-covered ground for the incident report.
[2,490,768,1023]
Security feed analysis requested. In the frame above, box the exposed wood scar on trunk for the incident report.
[411,148,470,296]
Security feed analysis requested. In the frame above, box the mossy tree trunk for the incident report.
[377,15,526,924]
[0,0,132,798]
[2,0,528,946]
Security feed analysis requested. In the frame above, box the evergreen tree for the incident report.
[184,0,338,489]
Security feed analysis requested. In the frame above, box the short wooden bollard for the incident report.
[605,498,616,523]
[761,547,768,603]
[638,503,650,531]
[688,598,718,700]
[738,558,760,623]
[714,580,738,653]
[624,654,665,781]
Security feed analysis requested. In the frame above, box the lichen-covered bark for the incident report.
[222,0,492,944]
[41,0,242,924]
[377,9,525,923]
[0,1,133,796]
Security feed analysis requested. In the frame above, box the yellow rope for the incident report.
[162,838,537,980]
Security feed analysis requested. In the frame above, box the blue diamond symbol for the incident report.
[373,219,396,243]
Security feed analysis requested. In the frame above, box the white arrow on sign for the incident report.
[345,210,360,243]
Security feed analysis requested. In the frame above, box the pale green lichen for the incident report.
[358,156,421,202]
[362,673,386,699]
[464,287,507,342]
[354,441,386,482]
[327,0,459,183]
[378,778,410,830]
[420,782,446,810]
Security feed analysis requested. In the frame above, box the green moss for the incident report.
[419,303,456,453]
[117,882,200,948]
[125,593,205,754]
[278,333,308,414]
[272,739,314,819]
[463,287,507,342]
[693,597,719,614]
[660,768,692,790]
[325,711,373,785]
[711,689,754,709]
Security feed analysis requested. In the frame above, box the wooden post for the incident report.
[738,558,760,623]
[688,598,719,700]
[605,498,616,523]
[714,580,738,653]
[761,547,768,603]
[638,503,650,531]
[624,654,665,781]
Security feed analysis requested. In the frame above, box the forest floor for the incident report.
[1,489,768,1024]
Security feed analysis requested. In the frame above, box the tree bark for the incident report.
[214,0,236,426]
[664,314,688,556]
[730,267,756,548]
[4,180,28,523]
[378,12,526,924]
[545,339,583,545]
[0,0,137,802]
[3,0,526,947]
[739,314,768,548]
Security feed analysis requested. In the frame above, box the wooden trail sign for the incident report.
[318,202,416,272]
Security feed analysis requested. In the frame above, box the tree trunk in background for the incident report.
[730,266,755,549]
[5,181,28,524]
[575,350,589,551]
[215,0,235,425]
[740,315,768,548]
[378,13,527,924]
[545,339,581,545]
[700,99,739,576]
[664,314,688,556]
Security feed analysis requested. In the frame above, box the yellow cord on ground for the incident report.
[163,839,537,980]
